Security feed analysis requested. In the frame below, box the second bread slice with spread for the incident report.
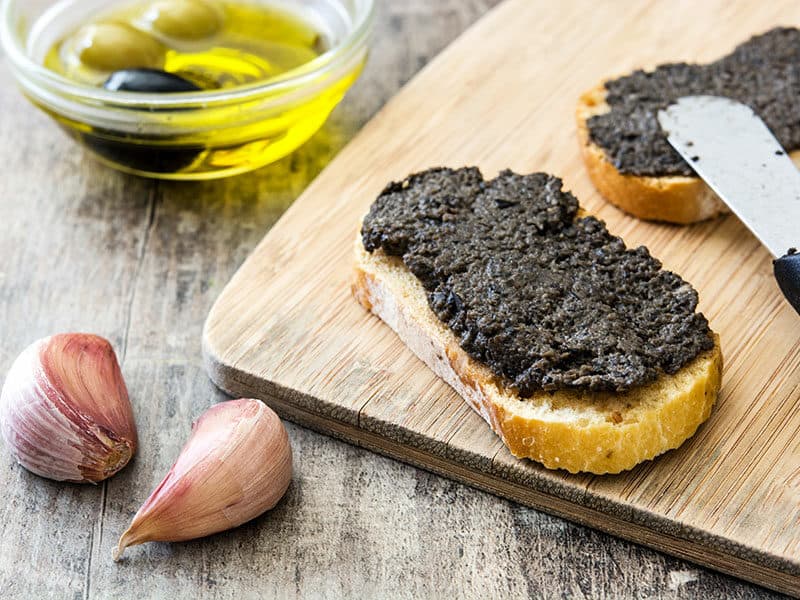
[577,27,800,223]
[352,167,722,474]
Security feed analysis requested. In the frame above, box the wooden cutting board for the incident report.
[203,0,800,594]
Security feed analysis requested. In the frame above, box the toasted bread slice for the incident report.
[576,84,727,224]
[353,237,722,475]
[576,84,800,224]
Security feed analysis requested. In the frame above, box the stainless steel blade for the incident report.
[657,95,800,258]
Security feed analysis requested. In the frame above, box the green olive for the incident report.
[75,23,165,72]
[146,0,223,40]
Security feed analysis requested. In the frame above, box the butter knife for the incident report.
[657,95,800,316]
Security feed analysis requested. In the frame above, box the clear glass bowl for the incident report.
[0,0,373,180]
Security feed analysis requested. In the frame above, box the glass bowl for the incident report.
[0,0,374,180]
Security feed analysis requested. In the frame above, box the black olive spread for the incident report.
[588,27,800,177]
[361,167,714,396]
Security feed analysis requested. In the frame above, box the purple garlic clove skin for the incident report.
[0,333,138,483]
[114,399,292,560]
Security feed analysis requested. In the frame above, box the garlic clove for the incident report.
[114,399,292,560]
[0,333,137,483]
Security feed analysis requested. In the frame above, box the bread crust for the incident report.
[353,237,722,475]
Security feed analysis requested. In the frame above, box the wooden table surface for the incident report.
[0,2,784,598]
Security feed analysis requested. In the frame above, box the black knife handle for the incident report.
[774,249,800,315]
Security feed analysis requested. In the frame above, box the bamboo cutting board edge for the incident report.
[203,0,800,595]
[202,354,798,595]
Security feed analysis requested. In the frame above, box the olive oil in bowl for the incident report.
[44,1,323,89]
[3,0,373,179]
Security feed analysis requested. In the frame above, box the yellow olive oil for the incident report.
[44,2,323,88]
[36,0,364,179]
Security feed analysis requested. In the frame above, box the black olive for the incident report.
[89,69,204,173]
[103,68,202,92]
[79,130,206,174]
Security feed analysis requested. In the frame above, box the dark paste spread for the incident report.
[588,27,800,177]
[361,167,714,395]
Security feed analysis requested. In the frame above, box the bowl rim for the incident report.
[0,0,375,108]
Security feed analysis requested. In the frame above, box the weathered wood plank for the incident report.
[0,69,153,599]
[0,0,785,598]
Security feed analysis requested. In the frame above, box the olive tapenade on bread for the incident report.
[352,167,722,474]
[577,27,800,223]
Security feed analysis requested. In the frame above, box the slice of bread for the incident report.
[576,84,728,224]
[353,236,722,475]
[577,84,800,224]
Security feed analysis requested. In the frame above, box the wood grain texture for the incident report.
[0,0,786,599]
[204,0,800,597]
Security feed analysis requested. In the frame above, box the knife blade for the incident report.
[657,95,800,315]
